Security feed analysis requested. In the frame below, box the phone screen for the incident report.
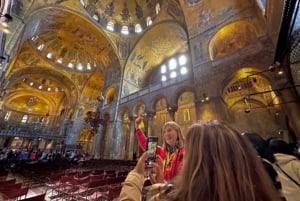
[146,136,158,165]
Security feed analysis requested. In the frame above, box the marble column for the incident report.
[59,119,68,136]
[146,112,156,136]
[93,124,103,159]
[167,105,178,121]
[65,118,85,145]
[127,116,136,160]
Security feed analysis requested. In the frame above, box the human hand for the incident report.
[133,152,147,175]
[149,155,165,184]
[135,116,143,129]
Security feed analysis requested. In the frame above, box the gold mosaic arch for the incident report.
[2,67,77,118]
[26,8,117,71]
[222,67,280,109]
[5,95,52,116]
[209,20,258,60]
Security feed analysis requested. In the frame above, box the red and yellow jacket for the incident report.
[135,129,184,181]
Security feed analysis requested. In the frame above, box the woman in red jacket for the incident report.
[135,117,184,182]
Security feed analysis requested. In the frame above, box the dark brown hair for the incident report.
[159,120,282,201]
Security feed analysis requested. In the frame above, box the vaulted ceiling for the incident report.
[1,0,286,121]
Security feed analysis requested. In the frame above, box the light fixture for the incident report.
[84,110,105,134]
[1,13,13,22]
[0,13,13,34]
[201,93,209,103]
[0,56,6,62]
[277,68,284,75]
[268,61,280,71]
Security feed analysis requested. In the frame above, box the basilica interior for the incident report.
[0,0,299,160]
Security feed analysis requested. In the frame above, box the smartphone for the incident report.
[146,136,158,166]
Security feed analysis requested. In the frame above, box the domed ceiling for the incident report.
[28,9,116,72]
[3,8,119,118]
[80,0,162,35]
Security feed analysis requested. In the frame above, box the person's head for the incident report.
[163,120,280,201]
[161,121,184,151]
[241,132,276,163]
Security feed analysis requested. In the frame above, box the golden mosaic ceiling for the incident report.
[3,8,119,116]
[29,10,116,72]
[80,0,162,35]
[2,0,280,119]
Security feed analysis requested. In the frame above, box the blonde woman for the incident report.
[120,120,282,201]
[135,117,184,182]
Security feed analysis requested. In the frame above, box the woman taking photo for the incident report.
[120,120,282,201]
[135,116,184,182]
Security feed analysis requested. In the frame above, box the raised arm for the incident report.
[135,117,166,159]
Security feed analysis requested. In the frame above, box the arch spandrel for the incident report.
[179,0,253,36]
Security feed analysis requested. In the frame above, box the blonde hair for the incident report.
[159,120,281,201]
[161,121,184,149]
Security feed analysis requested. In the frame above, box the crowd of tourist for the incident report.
[121,119,300,201]
[0,148,91,161]
[1,118,299,201]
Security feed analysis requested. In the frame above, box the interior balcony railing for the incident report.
[0,121,65,140]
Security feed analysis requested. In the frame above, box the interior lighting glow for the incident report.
[146,16,152,26]
[57,58,63,64]
[180,67,188,75]
[179,55,187,65]
[121,26,129,35]
[38,85,43,90]
[161,75,167,82]
[47,87,51,91]
[80,0,85,6]
[68,63,74,68]
[76,63,83,71]
[161,65,167,74]
[170,71,177,78]
[29,82,34,86]
[107,21,115,31]
[46,52,52,59]
[93,14,99,21]
[31,36,38,41]
[87,63,92,70]
[156,3,161,14]
[2,28,10,34]
[135,24,142,33]
[1,21,8,27]
[169,58,177,70]
[37,44,44,51]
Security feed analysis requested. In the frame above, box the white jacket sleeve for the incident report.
[119,170,145,201]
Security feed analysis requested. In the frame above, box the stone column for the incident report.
[146,112,156,136]
[127,116,137,160]
[65,118,85,145]
[277,88,300,140]
[93,124,103,159]
[167,105,178,121]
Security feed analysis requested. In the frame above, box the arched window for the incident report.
[183,109,191,121]
[21,114,28,123]
[4,111,11,121]
[256,0,266,15]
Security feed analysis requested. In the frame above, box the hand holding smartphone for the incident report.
[146,136,158,167]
